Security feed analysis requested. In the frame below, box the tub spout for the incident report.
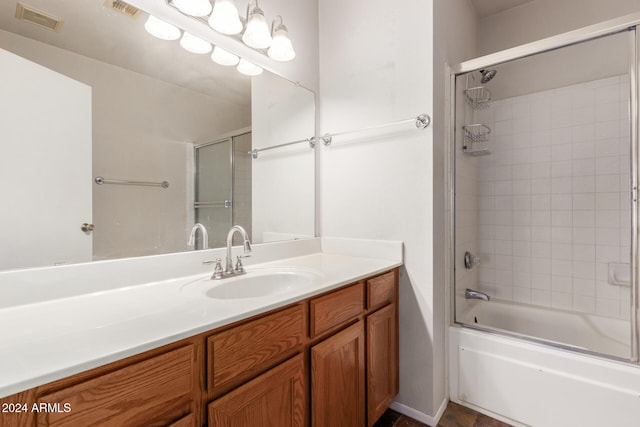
[465,288,490,301]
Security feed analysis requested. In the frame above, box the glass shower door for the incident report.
[195,139,233,248]
[453,29,635,360]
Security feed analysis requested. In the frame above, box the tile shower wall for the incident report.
[475,75,631,320]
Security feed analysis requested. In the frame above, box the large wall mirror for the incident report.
[0,0,315,272]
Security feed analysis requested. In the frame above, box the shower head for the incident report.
[479,69,497,83]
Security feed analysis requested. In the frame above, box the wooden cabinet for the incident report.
[366,270,399,427]
[166,414,196,427]
[311,321,366,427]
[366,270,396,310]
[207,304,305,396]
[309,270,399,427]
[367,304,398,426]
[36,345,196,427]
[0,268,399,427]
[208,355,305,427]
[309,282,364,337]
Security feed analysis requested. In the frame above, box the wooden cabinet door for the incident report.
[311,321,365,427]
[366,304,398,426]
[208,355,305,427]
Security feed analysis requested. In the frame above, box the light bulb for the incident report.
[237,58,263,76]
[172,0,212,17]
[242,5,271,49]
[267,21,295,61]
[180,32,212,54]
[211,46,240,66]
[209,0,242,35]
[144,15,181,41]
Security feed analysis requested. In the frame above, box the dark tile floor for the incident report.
[373,402,513,427]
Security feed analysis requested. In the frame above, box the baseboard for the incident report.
[390,398,448,427]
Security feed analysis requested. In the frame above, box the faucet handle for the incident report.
[235,255,251,273]
[211,258,224,280]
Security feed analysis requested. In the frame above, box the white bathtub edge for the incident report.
[449,325,640,427]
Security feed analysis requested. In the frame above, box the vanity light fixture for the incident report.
[208,0,242,35]
[166,0,296,62]
[172,0,212,17]
[242,0,272,49]
[144,15,181,40]
[236,58,263,76]
[211,46,240,66]
[180,31,213,54]
[267,16,295,61]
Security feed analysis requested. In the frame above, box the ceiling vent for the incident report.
[15,2,63,32]
[104,0,141,18]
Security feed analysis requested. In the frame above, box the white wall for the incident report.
[477,0,640,55]
[318,0,475,421]
[318,0,434,418]
[0,30,249,260]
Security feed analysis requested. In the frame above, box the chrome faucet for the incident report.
[465,288,490,301]
[187,223,208,250]
[211,225,252,280]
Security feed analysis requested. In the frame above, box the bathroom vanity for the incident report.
[0,240,401,427]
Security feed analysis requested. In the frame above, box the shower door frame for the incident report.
[194,137,235,248]
[448,12,640,362]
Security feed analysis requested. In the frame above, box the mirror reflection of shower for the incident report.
[193,132,252,249]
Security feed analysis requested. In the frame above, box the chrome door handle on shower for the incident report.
[464,251,480,269]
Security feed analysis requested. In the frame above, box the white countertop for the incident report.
[0,238,402,398]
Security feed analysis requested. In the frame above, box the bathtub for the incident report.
[450,301,640,427]
[456,299,630,359]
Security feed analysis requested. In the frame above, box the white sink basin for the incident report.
[183,269,321,300]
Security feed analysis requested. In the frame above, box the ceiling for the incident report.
[0,0,250,105]
[470,0,537,18]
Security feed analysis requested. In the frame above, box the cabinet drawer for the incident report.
[208,304,304,394]
[310,282,364,337]
[367,270,396,310]
[36,345,194,427]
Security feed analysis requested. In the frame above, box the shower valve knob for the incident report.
[464,251,480,269]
